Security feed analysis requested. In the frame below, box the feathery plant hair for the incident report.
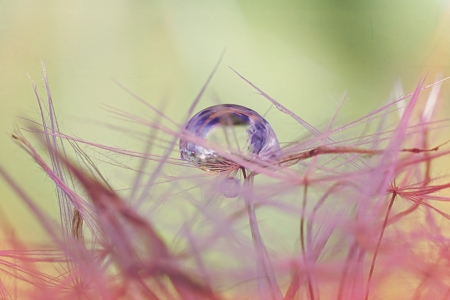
[1,62,450,299]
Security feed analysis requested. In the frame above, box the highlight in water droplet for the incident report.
[179,104,280,172]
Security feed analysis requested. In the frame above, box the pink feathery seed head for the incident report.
[1,62,450,300]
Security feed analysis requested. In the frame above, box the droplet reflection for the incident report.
[179,104,280,172]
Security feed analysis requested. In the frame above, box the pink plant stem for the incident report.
[364,192,397,300]
[300,183,316,300]
[336,243,357,300]
[284,183,317,300]
[242,168,282,300]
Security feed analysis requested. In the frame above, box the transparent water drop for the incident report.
[179,104,281,172]
[220,176,241,198]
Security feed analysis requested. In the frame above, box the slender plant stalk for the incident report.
[364,192,397,300]
[242,168,283,300]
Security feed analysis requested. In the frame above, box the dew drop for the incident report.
[179,104,280,172]
[220,176,241,198]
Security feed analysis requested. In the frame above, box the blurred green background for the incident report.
[1,0,449,240]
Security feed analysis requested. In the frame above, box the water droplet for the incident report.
[179,104,280,172]
[220,176,241,198]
